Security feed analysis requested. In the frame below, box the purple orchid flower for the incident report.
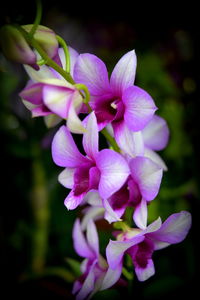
[19,47,86,132]
[52,112,130,210]
[108,114,170,171]
[73,50,157,136]
[106,211,191,281]
[72,218,123,300]
[102,156,163,229]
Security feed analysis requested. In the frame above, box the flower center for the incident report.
[110,102,117,109]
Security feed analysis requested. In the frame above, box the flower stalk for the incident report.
[29,0,42,38]
[56,35,71,73]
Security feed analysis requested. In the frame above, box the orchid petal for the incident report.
[52,125,88,167]
[76,260,97,300]
[106,236,144,269]
[72,280,82,295]
[133,198,147,229]
[144,148,168,171]
[74,53,110,96]
[113,121,144,157]
[31,105,51,117]
[80,258,88,273]
[148,211,192,244]
[24,64,56,82]
[86,220,99,257]
[72,219,95,259]
[69,46,79,76]
[83,112,99,160]
[130,156,163,201]
[100,262,122,290]
[96,149,130,199]
[142,115,170,151]
[43,85,73,119]
[44,114,62,128]
[81,206,104,231]
[110,50,137,96]
[123,86,157,131]
[135,259,155,281]
[103,198,123,224]
[144,217,162,234]
[64,189,86,210]
[152,241,170,250]
[66,92,86,134]
[89,167,101,190]
[19,83,43,105]
[58,167,75,189]
[84,190,102,206]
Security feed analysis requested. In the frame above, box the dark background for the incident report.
[0,1,199,299]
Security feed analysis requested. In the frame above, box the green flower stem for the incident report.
[56,35,70,73]
[74,83,92,112]
[113,221,130,232]
[101,128,120,152]
[37,58,47,66]
[29,0,42,38]
[122,267,134,281]
[17,26,75,84]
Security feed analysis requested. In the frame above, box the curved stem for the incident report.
[101,128,120,152]
[17,26,75,84]
[74,83,92,112]
[37,58,47,66]
[56,35,70,73]
[29,0,42,38]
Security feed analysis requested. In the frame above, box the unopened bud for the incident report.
[22,25,58,59]
[0,25,38,69]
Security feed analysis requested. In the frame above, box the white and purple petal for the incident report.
[148,211,192,244]
[64,189,86,210]
[142,115,170,151]
[72,219,95,259]
[24,63,56,82]
[52,125,88,167]
[83,112,99,160]
[43,84,73,119]
[110,50,137,96]
[103,198,123,224]
[123,86,157,131]
[58,167,75,189]
[144,217,162,234]
[86,220,99,257]
[133,198,147,229]
[106,235,144,269]
[100,262,123,290]
[74,53,111,96]
[135,258,155,282]
[113,121,144,157]
[144,148,168,171]
[76,260,97,300]
[81,206,104,231]
[130,156,163,201]
[66,91,86,134]
[31,105,51,117]
[96,149,130,199]
[19,83,43,105]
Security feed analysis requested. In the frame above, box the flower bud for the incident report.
[0,25,38,69]
[22,25,58,59]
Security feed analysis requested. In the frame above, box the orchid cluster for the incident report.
[0,18,192,300]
